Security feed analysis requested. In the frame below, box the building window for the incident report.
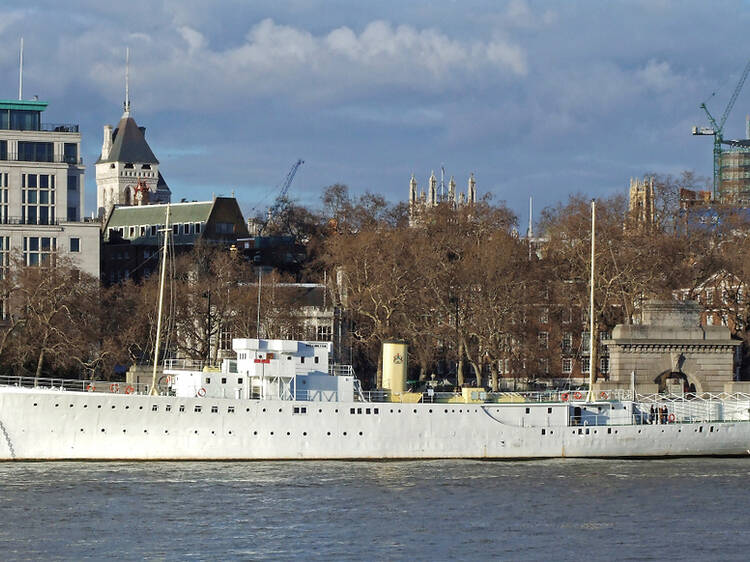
[600,356,610,375]
[581,357,590,374]
[18,141,53,162]
[540,307,549,324]
[562,332,572,352]
[22,174,55,225]
[64,143,78,165]
[317,325,332,341]
[150,225,157,237]
[23,236,56,267]
[562,358,573,374]
[0,173,7,223]
[538,331,548,349]
[219,325,233,351]
[581,332,590,353]
[538,358,549,373]
[562,308,572,324]
[194,223,201,234]
[172,224,179,235]
[69,238,80,252]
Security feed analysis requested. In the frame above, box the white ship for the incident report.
[2,201,750,461]
[2,336,750,460]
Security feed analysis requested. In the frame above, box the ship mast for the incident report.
[586,200,596,402]
[150,204,171,396]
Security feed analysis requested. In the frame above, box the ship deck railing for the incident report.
[0,374,152,395]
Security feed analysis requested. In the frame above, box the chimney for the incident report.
[102,125,113,159]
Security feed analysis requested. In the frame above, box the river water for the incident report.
[0,458,748,561]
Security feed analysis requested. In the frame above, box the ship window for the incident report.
[300,357,305,364]
[301,407,306,413]
[152,405,158,411]
[366,408,371,414]
[350,408,355,414]
[294,407,300,414]
[525,408,530,414]
[166,405,172,412]
[699,426,703,433]
[205,377,211,384]
[179,405,185,412]
[607,428,612,434]
[211,406,218,413]
[374,408,379,414]
[237,378,243,384]
[221,378,226,384]
[194,405,202,412]
[547,408,552,414]
[710,426,714,432]
[585,428,590,435]
[228,406,235,413]
[578,428,582,435]
[315,357,319,364]
[357,408,362,414]
[541,429,546,435]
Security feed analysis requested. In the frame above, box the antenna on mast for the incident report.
[124,47,130,114]
[18,37,24,100]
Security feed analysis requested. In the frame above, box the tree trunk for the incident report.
[419,360,427,382]
[34,346,46,386]
[457,339,465,388]
[376,347,383,389]
[491,361,499,392]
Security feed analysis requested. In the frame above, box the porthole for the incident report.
[270,431,274,435]
[246,408,250,412]
[124,406,129,410]
[55,404,59,408]
[164,430,169,434]
[122,429,126,433]
[69,404,74,408]
[278,408,282,413]
[429,409,433,413]
[303,432,307,436]
[194,430,198,434]
[253,431,258,435]
[111,405,116,409]
[144,430,148,433]
[33,403,37,407]
[84,405,88,408]
[358,431,363,436]
[211,430,215,435]
[228,431,233,435]
[262,408,266,412]
[327,431,331,436]
[343,431,347,436]
[318,409,322,413]
[286,432,290,436]
[97,405,101,409]
[413,409,417,414]
[100,428,105,433]
[80,428,84,432]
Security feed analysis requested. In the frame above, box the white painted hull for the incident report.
[2,387,750,460]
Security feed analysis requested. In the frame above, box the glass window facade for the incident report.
[0,109,41,131]
[24,236,56,266]
[18,141,53,162]
[22,173,56,225]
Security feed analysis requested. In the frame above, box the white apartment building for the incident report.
[0,99,100,280]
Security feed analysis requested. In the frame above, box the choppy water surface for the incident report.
[0,458,749,561]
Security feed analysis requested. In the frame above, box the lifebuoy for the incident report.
[110,383,120,393]
[574,392,583,400]
[124,385,135,395]
[561,393,569,402]
[668,413,676,423]
[600,391,608,399]
[197,387,206,397]
[86,384,95,392]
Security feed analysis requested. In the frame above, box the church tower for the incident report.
[627,176,655,231]
[95,50,170,217]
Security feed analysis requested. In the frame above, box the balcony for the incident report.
[41,123,79,133]
[0,152,83,165]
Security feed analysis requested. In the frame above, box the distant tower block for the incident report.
[628,176,655,230]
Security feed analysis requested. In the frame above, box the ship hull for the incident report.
[2,387,750,460]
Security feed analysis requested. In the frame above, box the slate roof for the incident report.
[106,201,214,228]
[96,113,159,164]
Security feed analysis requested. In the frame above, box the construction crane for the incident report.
[277,158,304,200]
[260,159,304,235]
[693,58,750,198]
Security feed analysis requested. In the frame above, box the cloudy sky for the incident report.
[2,1,750,226]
